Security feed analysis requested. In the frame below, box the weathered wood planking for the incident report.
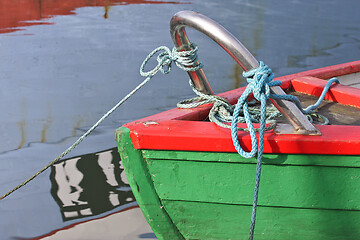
[146,154,360,210]
[163,200,360,240]
[116,61,360,240]
[337,72,360,89]
[117,127,360,239]
[116,128,184,240]
[143,150,360,167]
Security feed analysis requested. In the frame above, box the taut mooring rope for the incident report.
[0,44,203,201]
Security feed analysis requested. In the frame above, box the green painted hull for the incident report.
[116,127,360,239]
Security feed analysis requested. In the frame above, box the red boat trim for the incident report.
[128,121,360,155]
[123,61,360,155]
[291,76,360,108]
[276,60,360,82]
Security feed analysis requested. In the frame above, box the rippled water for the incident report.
[0,0,359,239]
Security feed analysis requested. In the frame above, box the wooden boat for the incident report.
[116,11,360,239]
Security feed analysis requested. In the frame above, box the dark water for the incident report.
[0,0,359,239]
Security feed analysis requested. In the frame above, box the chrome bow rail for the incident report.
[170,10,320,135]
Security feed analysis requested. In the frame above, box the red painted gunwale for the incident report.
[123,61,360,155]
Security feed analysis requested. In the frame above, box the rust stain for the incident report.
[73,118,84,137]
[41,125,47,143]
[104,1,111,19]
[229,64,244,89]
[41,112,53,143]
[39,103,53,143]
[17,120,26,149]
[17,99,27,149]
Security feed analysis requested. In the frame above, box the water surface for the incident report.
[0,0,359,239]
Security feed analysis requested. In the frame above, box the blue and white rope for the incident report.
[230,62,339,240]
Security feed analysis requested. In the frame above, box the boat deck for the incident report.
[283,91,360,126]
[337,72,360,88]
[289,72,360,125]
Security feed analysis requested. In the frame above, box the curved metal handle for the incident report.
[170,11,259,95]
[170,10,320,135]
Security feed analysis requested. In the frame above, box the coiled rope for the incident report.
[0,44,203,201]
[178,80,281,131]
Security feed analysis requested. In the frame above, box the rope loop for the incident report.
[231,61,277,159]
[140,46,174,77]
[307,112,330,125]
[140,43,203,78]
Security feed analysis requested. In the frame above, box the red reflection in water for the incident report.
[0,0,185,34]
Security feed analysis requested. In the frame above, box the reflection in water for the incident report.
[72,118,85,137]
[236,2,264,54]
[50,148,134,221]
[17,120,26,149]
[0,1,358,239]
[0,0,184,34]
[41,104,53,143]
[103,1,111,19]
[17,100,27,149]
[229,64,245,89]
[0,0,187,153]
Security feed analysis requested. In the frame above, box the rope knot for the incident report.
[140,46,174,77]
[243,61,278,101]
[171,43,203,71]
[140,43,203,78]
